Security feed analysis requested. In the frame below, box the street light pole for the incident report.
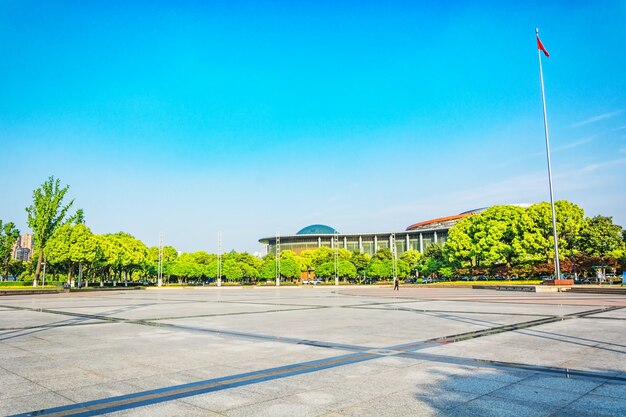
[217,232,222,287]
[41,262,46,288]
[275,232,281,286]
[158,233,163,287]
[334,232,339,286]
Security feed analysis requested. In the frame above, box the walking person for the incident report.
[393,276,399,291]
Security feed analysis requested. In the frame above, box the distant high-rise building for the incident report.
[12,234,34,261]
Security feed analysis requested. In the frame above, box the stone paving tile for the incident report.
[0,343,31,359]
[288,386,379,411]
[222,397,332,417]
[10,365,94,384]
[105,400,226,416]
[437,375,512,395]
[589,381,626,399]
[88,363,174,381]
[517,374,602,394]
[0,391,75,416]
[180,386,274,412]
[123,370,202,390]
[489,382,581,407]
[37,369,114,391]
[0,380,49,401]
[551,393,626,417]
[468,367,532,384]
[413,389,480,411]
[444,394,557,417]
[0,369,32,385]
[240,375,324,397]
[337,389,443,417]
[53,380,144,403]
[585,309,626,319]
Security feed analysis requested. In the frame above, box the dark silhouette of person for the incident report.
[393,277,399,291]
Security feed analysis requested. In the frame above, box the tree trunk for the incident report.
[3,258,9,281]
[33,249,43,287]
[67,262,74,287]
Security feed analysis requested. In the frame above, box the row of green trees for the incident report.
[443,202,626,278]
[2,177,625,285]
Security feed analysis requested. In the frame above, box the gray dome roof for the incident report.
[296,224,338,235]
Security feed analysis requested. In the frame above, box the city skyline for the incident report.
[1,1,625,253]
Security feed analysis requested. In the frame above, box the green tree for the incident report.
[259,259,277,281]
[314,262,334,279]
[26,177,78,286]
[523,201,585,263]
[100,233,147,284]
[279,257,300,280]
[577,216,625,259]
[373,248,392,261]
[223,259,243,282]
[314,260,357,280]
[191,250,215,265]
[45,223,95,284]
[395,259,410,279]
[0,221,20,281]
[400,250,421,276]
[366,258,392,279]
[421,243,446,277]
[310,246,334,268]
[259,257,299,281]
[9,259,27,280]
[444,206,526,271]
[351,251,370,278]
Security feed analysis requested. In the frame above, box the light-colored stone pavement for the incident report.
[0,287,624,416]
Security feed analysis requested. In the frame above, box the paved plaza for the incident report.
[0,287,625,416]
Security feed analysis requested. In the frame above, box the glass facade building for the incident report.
[258,209,487,257]
[262,230,449,257]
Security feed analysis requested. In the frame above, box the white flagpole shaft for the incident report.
[537,31,561,280]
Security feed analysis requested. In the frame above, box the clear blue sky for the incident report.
[1,1,625,253]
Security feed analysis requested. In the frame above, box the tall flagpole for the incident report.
[536,28,561,280]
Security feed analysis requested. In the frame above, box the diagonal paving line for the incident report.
[0,304,373,353]
[8,352,376,417]
[0,321,111,332]
[388,306,623,352]
[346,304,553,317]
[337,289,626,308]
[0,303,324,325]
[397,351,626,385]
[8,304,622,416]
[128,304,328,322]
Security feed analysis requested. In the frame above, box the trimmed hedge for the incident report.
[0,281,64,287]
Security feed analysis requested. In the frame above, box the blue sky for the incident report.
[1,0,625,253]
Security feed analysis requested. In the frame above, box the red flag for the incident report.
[537,35,550,57]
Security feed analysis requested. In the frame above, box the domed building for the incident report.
[259,208,489,257]
[296,224,338,235]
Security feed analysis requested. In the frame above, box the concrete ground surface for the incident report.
[0,287,625,417]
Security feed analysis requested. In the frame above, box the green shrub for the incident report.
[0,281,34,287]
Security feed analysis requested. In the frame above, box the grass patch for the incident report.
[0,286,61,290]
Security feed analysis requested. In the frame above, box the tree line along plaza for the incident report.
[1,177,625,286]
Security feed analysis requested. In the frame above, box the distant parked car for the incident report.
[311,279,323,285]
